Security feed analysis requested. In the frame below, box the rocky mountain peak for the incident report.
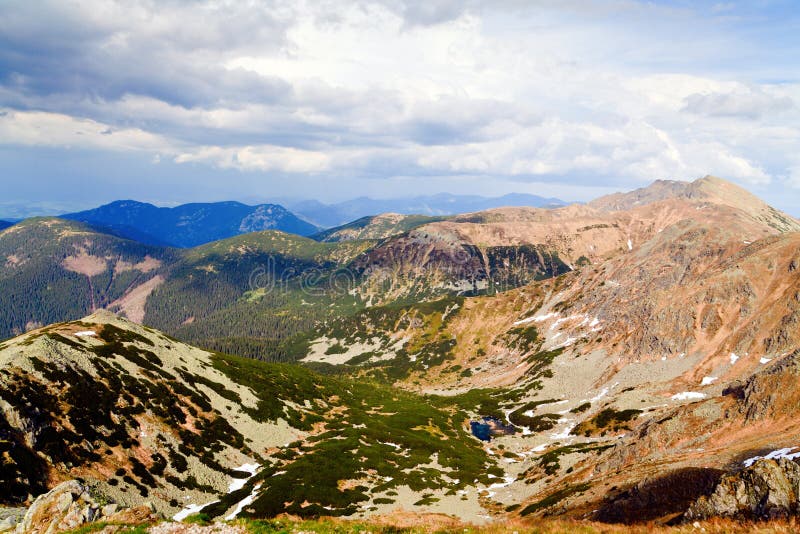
[589,175,799,233]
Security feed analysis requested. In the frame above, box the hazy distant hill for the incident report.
[287,192,567,227]
[62,200,320,247]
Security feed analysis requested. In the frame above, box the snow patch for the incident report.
[550,419,576,440]
[671,392,706,401]
[550,314,583,331]
[589,383,618,403]
[228,463,260,493]
[74,331,96,337]
[557,336,577,348]
[701,376,718,386]
[485,475,516,498]
[533,312,560,323]
[175,462,261,521]
[760,357,772,364]
[514,311,560,326]
[730,353,739,365]
[743,447,800,468]
[174,502,218,522]
[226,483,263,521]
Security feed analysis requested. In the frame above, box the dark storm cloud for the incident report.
[0,0,291,108]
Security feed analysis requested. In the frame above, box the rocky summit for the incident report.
[1,176,800,533]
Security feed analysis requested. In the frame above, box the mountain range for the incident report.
[2,175,800,531]
[37,192,570,249]
[62,200,320,248]
[284,193,568,228]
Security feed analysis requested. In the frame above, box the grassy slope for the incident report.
[205,351,501,518]
[0,313,498,518]
[63,516,800,534]
[143,231,375,361]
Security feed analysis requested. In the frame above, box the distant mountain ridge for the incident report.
[62,200,320,247]
[286,192,567,228]
[312,213,448,242]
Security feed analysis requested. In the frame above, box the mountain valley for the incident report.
[2,176,800,532]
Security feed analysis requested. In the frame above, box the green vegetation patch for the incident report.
[530,443,614,477]
[207,352,499,519]
[520,483,592,516]
[502,325,541,355]
[525,347,564,382]
[572,408,643,437]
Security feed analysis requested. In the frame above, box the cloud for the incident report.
[175,145,331,173]
[683,88,794,119]
[0,108,173,152]
[0,0,798,206]
[0,0,291,107]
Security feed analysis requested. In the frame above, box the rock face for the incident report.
[686,459,800,521]
[0,509,25,533]
[15,480,157,534]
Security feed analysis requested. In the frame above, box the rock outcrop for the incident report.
[15,480,157,534]
[686,459,800,521]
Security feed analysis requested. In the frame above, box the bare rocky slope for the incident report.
[2,175,800,528]
[280,176,800,524]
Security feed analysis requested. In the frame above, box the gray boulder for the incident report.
[686,458,800,521]
[15,481,157,534]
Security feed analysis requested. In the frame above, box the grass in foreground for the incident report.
[63,516,800,534]
[237,517,798,534]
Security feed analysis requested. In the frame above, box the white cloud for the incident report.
[683,88,794,119]
[0,108,173,152]
[0,0,798,203]
[175,145,331,173]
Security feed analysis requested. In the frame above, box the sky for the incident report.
[0,0,799,216]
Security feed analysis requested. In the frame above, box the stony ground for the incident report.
[0,508,26,532]
[51,517,800,534]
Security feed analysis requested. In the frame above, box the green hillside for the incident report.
[0,218,175,339]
